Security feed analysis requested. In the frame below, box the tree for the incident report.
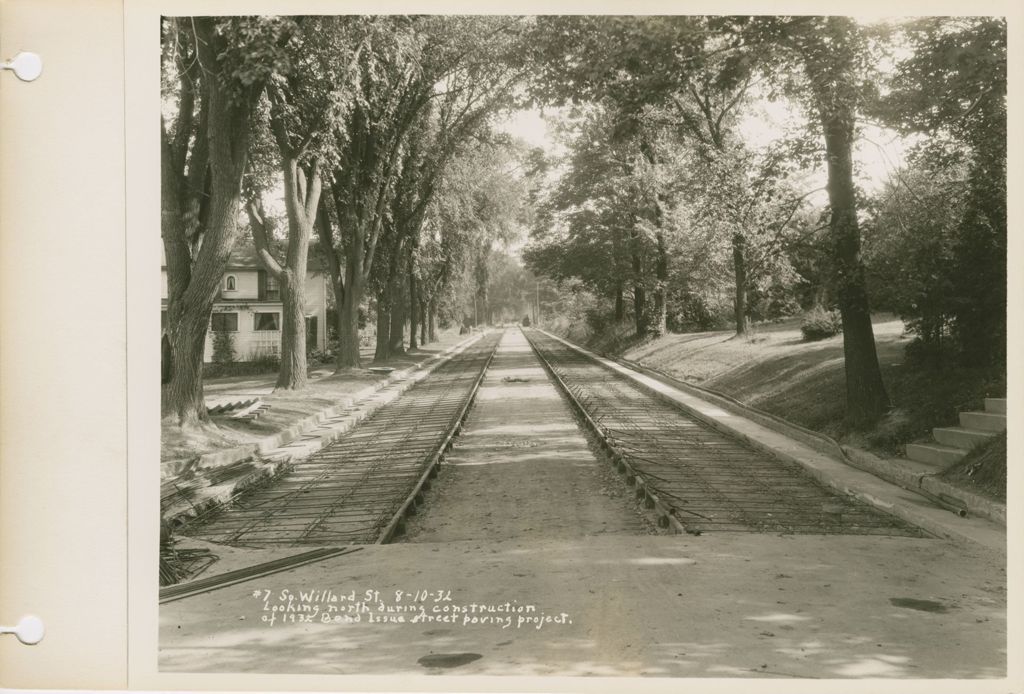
[529,16,765,336]
[863,159,968,353]
[790,18,891,425]
[718,16,892,425]
[161,17,283,426]
[525,104,660,337]
[416,137,533,335]
[315,16,527,368]
[676,134,818,334]
[485,252,536,322]
[244,17,363,389]
[373,21,527,360]
[316,16,426,369]
[530,15,893,424]
[879,17,1006,366]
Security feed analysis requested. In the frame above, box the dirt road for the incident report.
[404,329,650,542]
[159,329,1007,680]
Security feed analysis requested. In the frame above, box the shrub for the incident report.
[211,329,235,365]
[800,308,843,342]
[748,285,802,323]
[584,307,610,334]
[309,347,335,365]
[667,294,730,332]
[247,346,280,372]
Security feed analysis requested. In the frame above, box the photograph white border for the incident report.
[124,1,1023,692]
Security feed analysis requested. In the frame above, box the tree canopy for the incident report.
[162,14,1007,430]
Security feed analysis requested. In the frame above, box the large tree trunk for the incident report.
[823,114,890,426]
[474,243,490,327]
[630,227,647,337]
[248,158,319,391]
[163,200,240,426]
[374,288,392,363]
[335,219,366,370]
[388,272,406,356]
[632,284,647,337]
[337,275,362,369]
[614,281,625,322]
[652,231,668,336]
[428,300,438,342]
[272,163,319,390]
[732,233,750,337]
[164,306,213,427]
[811,284,829,311]
[808,23,890,426]
[316,199,353,371]
[418,295,428,345]
[408,258,419,350]
[639,143,669,338]
[161,18,257,427]
[330,281,346,359]
[276,270,307,389]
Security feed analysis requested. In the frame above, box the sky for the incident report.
[496,97,914,205]
[493,98,915,262]
[496,16,919,202]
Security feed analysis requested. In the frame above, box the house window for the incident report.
[265,275,280,301]
[211,312,238,332]
[254,312,280,331]
[225,275,237,291]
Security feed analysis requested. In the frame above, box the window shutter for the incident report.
[257,269,266,300]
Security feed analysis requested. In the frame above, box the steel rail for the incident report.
[182,331,504,548]
[524,329,925,537]
[158,547,363,604]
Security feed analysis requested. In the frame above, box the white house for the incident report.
[161,244,330,362]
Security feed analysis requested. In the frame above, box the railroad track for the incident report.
[524,329,926,538]
[181,330,504,547]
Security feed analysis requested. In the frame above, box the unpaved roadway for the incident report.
[402,329,651,541]
[159,329,1006,680]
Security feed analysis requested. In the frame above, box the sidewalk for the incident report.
[538,330,1006,553]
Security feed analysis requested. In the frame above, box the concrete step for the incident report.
[984,397,1006,414]
[905,442,966,468]
[933,426,996,450]
[959,410,1006,432]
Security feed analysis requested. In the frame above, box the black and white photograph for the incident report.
[154,11,1009,684]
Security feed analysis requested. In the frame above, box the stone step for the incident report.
[905,442,966,468]
[984,397,1006,414]
[933,426,997,450]
[959,410,1006,433]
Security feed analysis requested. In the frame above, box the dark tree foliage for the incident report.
[877,17,1006,368]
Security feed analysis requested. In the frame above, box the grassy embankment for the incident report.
[553,314,1005,502]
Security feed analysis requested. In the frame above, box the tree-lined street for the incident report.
[159,14,1008,683]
